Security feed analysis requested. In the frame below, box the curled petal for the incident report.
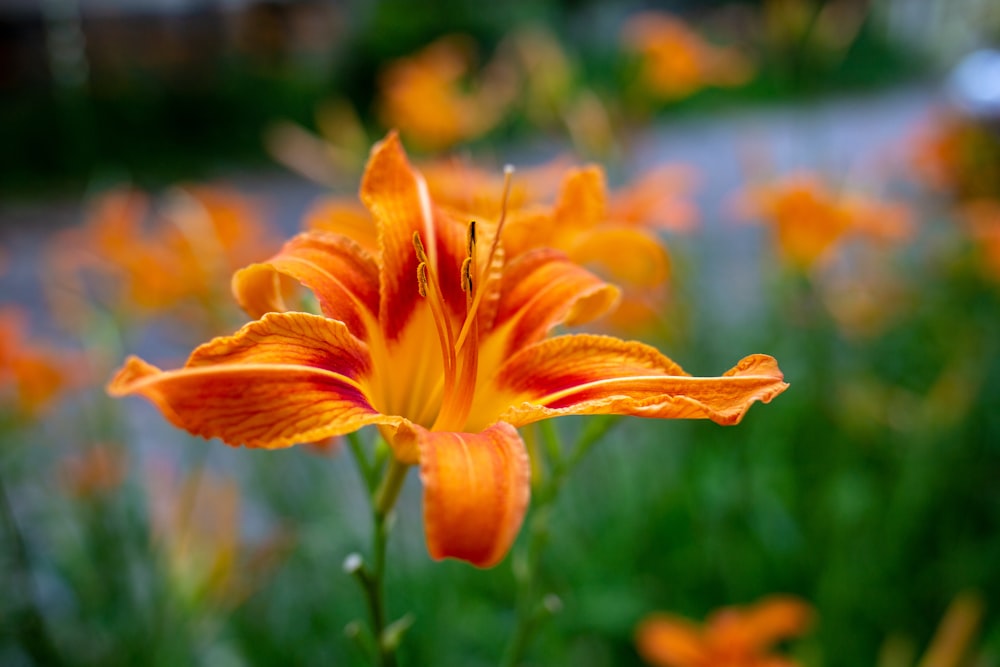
[494,248,620,355]
[232,231,380,340]
[108,313,401,448]
[416,422,530,568]
[494,335,788,427]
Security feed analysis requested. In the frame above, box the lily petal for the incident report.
[494,248,621,355]
[108,313,400,448]
[416,422,530,568]
[554,165,606,233]
[494,335,788,427]
[361,132,468,340]
[304,197,379,255]
[232,231,380,339]
[740,595,814,650]
[569,226,671,288]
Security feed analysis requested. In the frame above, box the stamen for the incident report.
[412,231,457,396]
[412,231,428,263]
[454,166,515,352]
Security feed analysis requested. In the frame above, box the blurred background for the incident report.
[2,0,1000,665]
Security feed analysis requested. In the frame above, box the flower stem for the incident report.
[347,450,410,667]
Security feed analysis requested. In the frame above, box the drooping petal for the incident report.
[492,248,620,355]
[491,335,788,428]
[414,422,530,568]
[108,313,401,449]
[232,231,380,339]
[635,614,708,667]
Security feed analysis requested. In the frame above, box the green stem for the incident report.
[349,455,410,667]
[346,431,377,495]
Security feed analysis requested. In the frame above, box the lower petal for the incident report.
[416,422,530,568]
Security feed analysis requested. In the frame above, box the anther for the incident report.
[412,231,428,263]
[467,220,477,255]
[417,263,428,297]
[461,257,473,294]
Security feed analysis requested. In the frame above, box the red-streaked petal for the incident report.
[361,132,468,340]
[361,132,427,340]
[107,313,401,449]
[635,614,708,667]
[415,422,530,568]
[492,248,620,355]
[493,335,788,427]
[232,231,380,340]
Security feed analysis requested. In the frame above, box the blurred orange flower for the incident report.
[910,113,1000,201]
[622,11,754,102]
[109,133,787,569]
[959,199,1000,283]
[47,186,279,326]
[636,595,814,667]
[0,306,81,418]
[377,35,518,151]
[739,174,913,271]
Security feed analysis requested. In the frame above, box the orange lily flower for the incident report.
[304,159,691,335]
[622,11,754,102]
[739,174,913,271]
[636,595,814,667]
[109,133,787,568]
[377,35,518,151]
